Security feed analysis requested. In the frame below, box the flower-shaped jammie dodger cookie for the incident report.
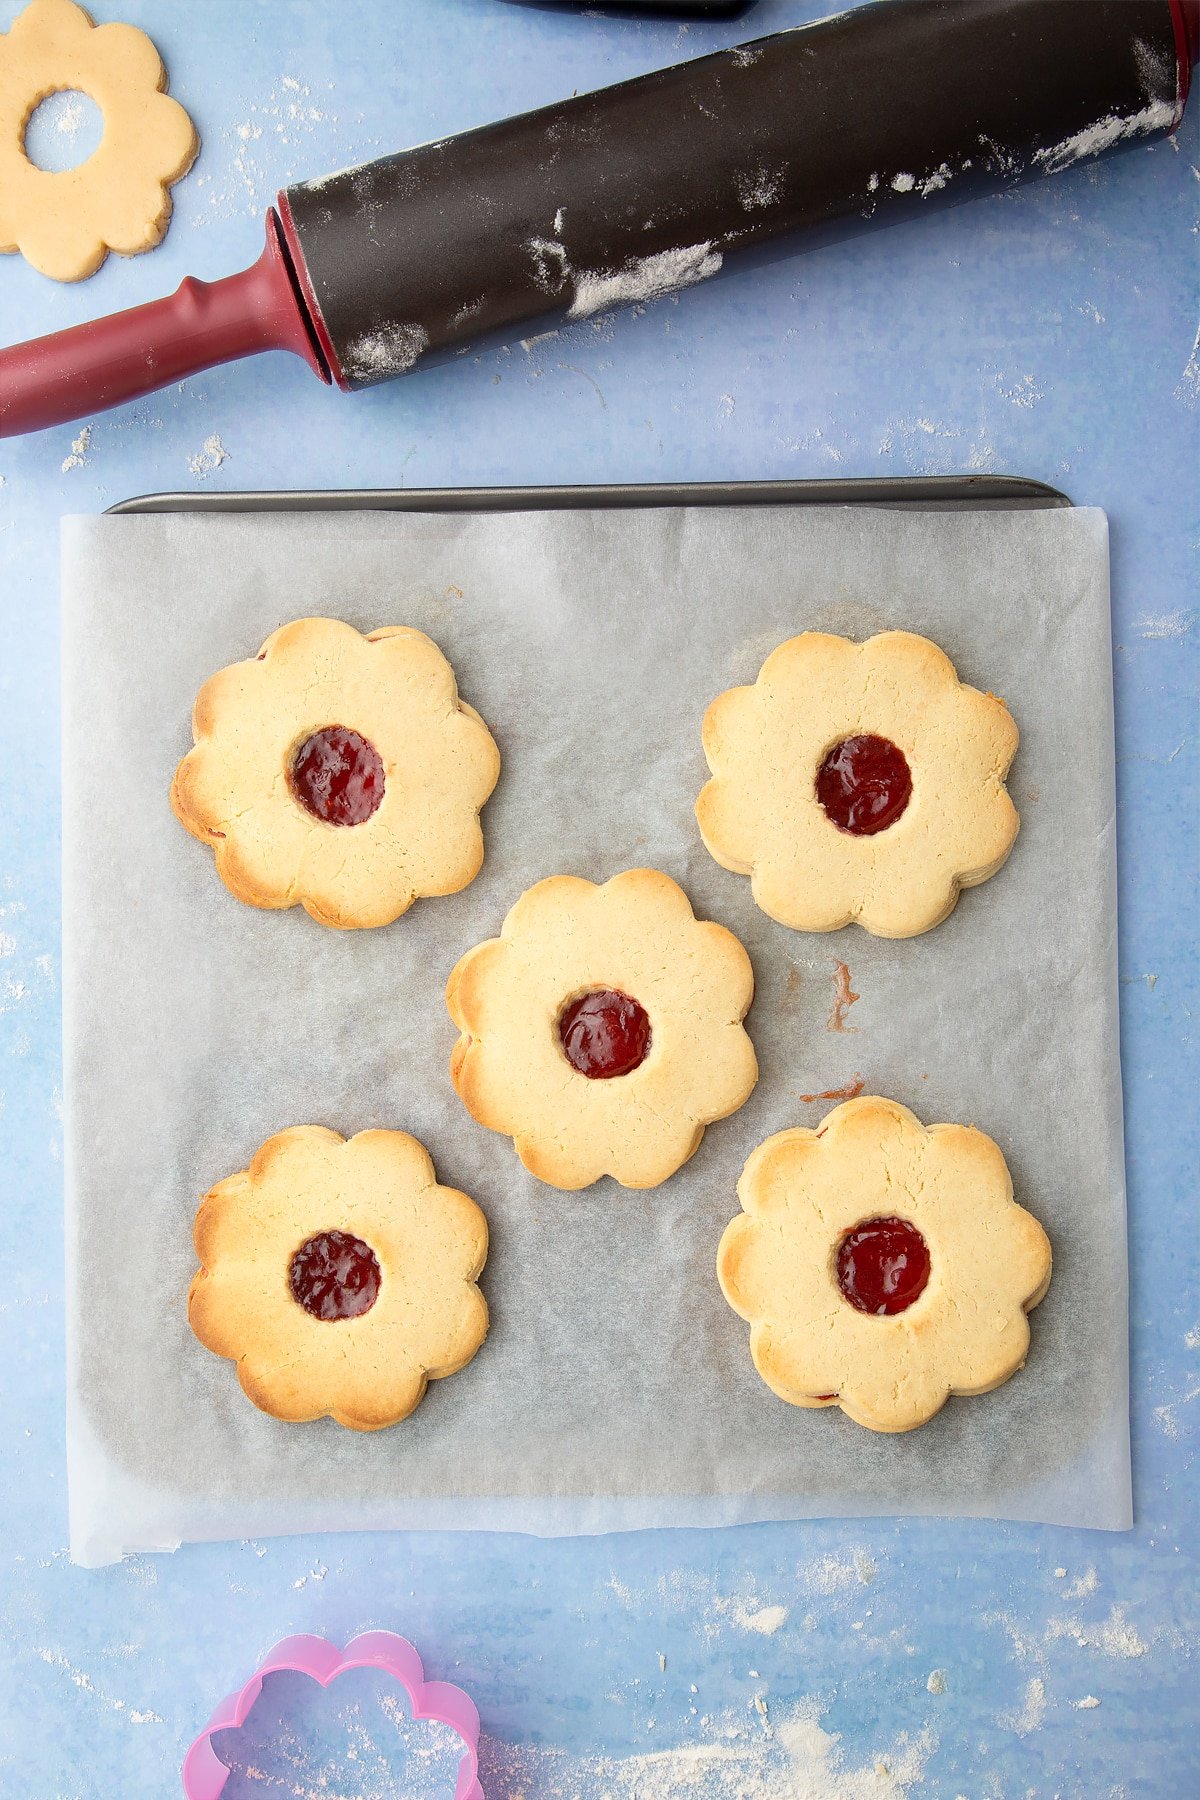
[448,869,758,1190]
[189,1127,489,1431]
[717,1097,1051,1433]
[171,618,500,930]
[696,631,1019,938]
[0,0,198,282]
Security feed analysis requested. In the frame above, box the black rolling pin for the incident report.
[2,0,1196,435]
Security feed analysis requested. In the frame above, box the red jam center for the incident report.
[289,1230,381,1321]
[836,1216,930,1316]
[816,734,912,836]
[289,725,385,827]
[558,988,651,1079]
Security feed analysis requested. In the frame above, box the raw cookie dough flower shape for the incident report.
[0,0,199,282]
[171,617,500,930]
[696,631,1019,939]
[718,1096,1051,1433]
[189,1127,489,1431]
[448,869,759,1190]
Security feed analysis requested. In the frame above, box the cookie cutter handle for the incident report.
[0,211,328,439]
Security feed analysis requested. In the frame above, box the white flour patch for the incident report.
[1186,1324,1200,1349]
[891,172,915,192]
[568,242,723,320]
[1136,608,1195,638]
[343,322,428,382]
[737,1603,789,1637]
[926,1669,947,1695]
[61,425,91,473]
[1064,1566,1098,1600]
[528,235,571,295]
[997,1675,1046,1737]
[736,165,783,210]
[480,1700,935,1800]
[1046,1605,1149,1659]
[1132,37,1175,101]
[867,172,879,192]
[187,434,230,479]
[802,1550,877,1596]
[1034,99,1175,174]
[1075,1694,1102,1709]
[920,162,952,197]
[1078,301,1106,324]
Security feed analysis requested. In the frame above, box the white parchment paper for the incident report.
[62,503,1130,1565]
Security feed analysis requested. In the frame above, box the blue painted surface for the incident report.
[0,0,1196,1793]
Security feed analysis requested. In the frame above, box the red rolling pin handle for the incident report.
[0,213,326,439]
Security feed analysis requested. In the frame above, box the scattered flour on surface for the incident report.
[568,242,723,320]
[607,1571,792,1644]
[919,162,952,196]
[479,1701,935,1800]
[1064,1566,1098,1600]
[1185,1323,1200,1349]
[1136,608,1195,639]
[891,173,915,192]
[1176,322,1200,407]
[926,1670,947,1695]
[1075,1695,1102,1710]
[1047,1605,1149,1659]
[1033,99,1176,173]
[36,1649,161,1723]
[800,1551,878,1598]
[996,1676,1046,1737]
[61,425,91,473]
[187,434,230,479]
[995,373,1043,409]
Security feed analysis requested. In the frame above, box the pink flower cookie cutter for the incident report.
[181,1629,483,1799]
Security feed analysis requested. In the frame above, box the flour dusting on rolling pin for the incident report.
[1,0,1196,433]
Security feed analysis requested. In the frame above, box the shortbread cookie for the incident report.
[171,618,500,929]
[189,1126,489,1431]
[0,0,199,282]
[717,1096,1051,1433]
[448,868,758,1190]
[696,631,1019,938]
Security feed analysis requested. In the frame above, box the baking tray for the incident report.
[70,475,1144,1562]
[107,474,1070,517]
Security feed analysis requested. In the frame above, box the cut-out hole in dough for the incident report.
[22,90,104,172]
